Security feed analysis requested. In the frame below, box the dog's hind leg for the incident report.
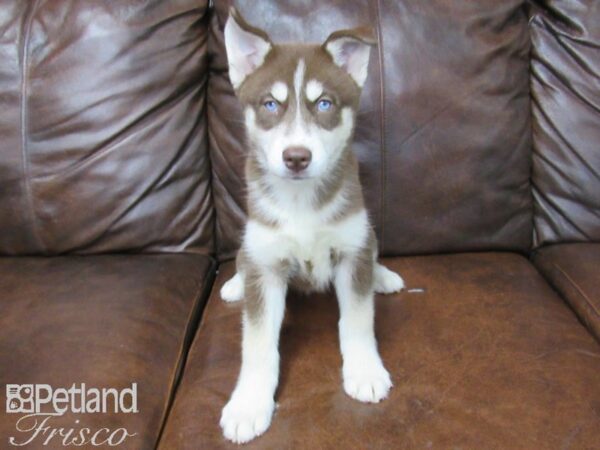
[221,250,248,302]
[334,252,392,403]
[220,267,286,444]
[373,262,405,294]
[221,272,245,302]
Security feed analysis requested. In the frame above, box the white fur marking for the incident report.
[271,81,288,103]
[306,79,323,102]
[293,59,306,110]
[335,258,392,403]
[244,102,354,179]
[220,273,286,444]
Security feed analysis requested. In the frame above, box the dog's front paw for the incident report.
[374,264,405,294]
[220,391,275,444]
[343,361,392,403]
[221,273,244,302]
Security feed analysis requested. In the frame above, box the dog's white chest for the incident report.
[282,221,336,288]
[244,203,370,289]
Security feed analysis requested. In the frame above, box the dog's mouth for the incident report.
[284,172,312,180]
[290,174,310,180]
[277,168,313,180]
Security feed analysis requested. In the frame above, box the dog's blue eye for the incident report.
[263,100,278,112]
[317,99,332,112]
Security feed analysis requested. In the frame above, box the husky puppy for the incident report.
[219,8,405,444]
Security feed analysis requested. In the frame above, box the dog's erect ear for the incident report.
[323,28,375,88]
[224,7,272,89]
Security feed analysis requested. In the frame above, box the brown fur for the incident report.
[352,228,377,296]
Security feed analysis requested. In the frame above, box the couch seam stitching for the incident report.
[207,7,228,261]
[374,0,387,254]
[552,262,600,319]
[20,0,45,253]
[154,256,218,449]
[527,2,538,251]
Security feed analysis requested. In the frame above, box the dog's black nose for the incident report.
[283,147,312,173]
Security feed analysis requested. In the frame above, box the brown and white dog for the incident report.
[219,8,405,444]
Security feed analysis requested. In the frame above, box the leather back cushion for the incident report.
[209,0,533,260]
[0,0,213,255]
[531,0,600,246]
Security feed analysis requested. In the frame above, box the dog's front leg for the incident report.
[334,254,392,403]
[220,268,287,444]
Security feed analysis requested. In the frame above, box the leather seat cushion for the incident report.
[0,254,215,449]
[534,243,600,341]
[160,253,600,449]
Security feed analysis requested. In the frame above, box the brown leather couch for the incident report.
[1,1,599,449]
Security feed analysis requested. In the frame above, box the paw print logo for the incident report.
[6,385,34,413]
